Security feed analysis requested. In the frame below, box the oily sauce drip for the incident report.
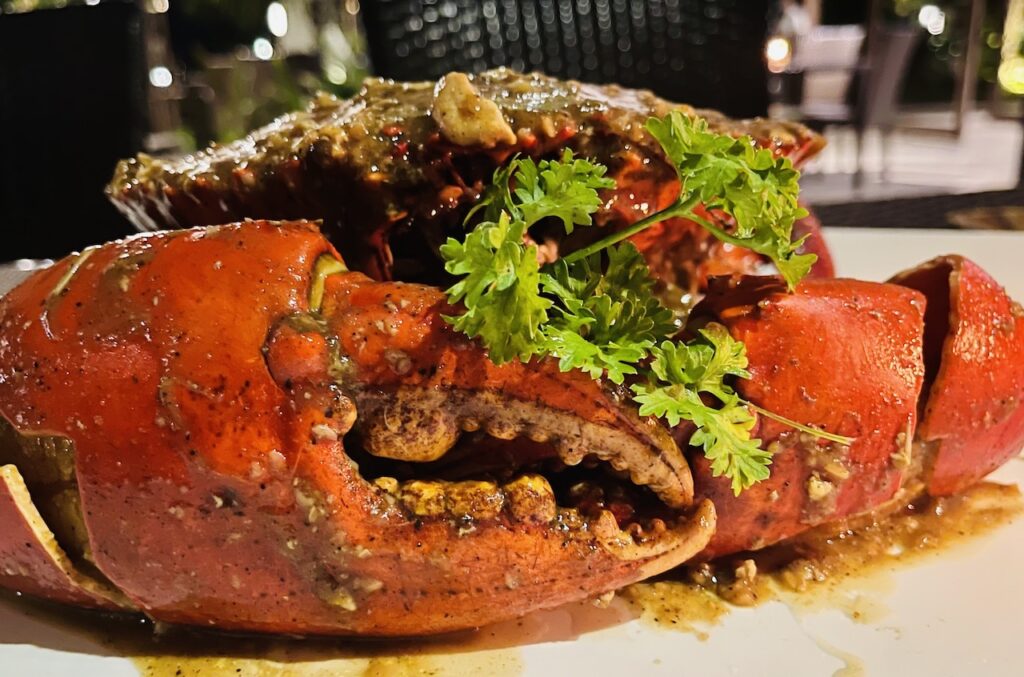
[809,635,867,677]
[0,593,524,677]
[130,625,523,677]
[623,481,1023,631]
[128,594,634,676]
[135,649,522,677]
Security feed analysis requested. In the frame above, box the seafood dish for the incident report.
[0,70,1020,638]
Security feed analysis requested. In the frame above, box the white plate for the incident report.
[2,228,1023,676]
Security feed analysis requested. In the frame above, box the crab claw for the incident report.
[689,276,926,558]
[890,256,1024,496]
[307,272,695,508]
[0,220,712,636]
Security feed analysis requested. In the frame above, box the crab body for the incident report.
[0,222,714,635]
[108,70,831,294]
[1,221,1021,634]
[1,72,1021,636]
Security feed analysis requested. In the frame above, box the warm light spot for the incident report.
[998,55,1024,95]
[1000,0,1024,95]
[765,37,791,74]
[918,5,946,36]
[326,63,348,85]
[266,2,288,38]
[253,37,274,61]
[148,66,173,88]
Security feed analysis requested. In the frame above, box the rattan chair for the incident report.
[360,0,771,117]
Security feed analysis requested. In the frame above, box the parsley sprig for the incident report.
[630,327,771,494]
[563,112,816,289]
[440,211,551,363]
[440,116,847,495]
[541,244,676,383]
[440,150,622,364]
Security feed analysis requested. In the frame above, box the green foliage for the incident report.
[469,149,615,231]
[439,115,833,493]
[631,327,771,495]
[541,243,676,383]
[440,213,551,364]
[646,112,816,288]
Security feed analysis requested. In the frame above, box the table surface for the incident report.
[1,227,1022,676]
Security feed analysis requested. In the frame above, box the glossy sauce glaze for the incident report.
[2,593,524,677]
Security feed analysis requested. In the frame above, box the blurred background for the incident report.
[0,0,1022,260]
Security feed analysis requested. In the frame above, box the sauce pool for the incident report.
[623,481,1022,629]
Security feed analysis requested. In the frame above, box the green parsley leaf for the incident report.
[631,326,772,495]
[443,150,614,363]
[630,383,770,495]
[515,149,615,231]
[539,243,676,383]
[440,213,551,363]
[468,150,615,233]
[692,400,772,496]
[638,327,750,413]
[541,326,649,384]
[645,111,816,289]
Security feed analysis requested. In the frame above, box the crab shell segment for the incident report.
[689,259,1024,559]
[891,255,1024,496]
[0,464,128,610]
[690,276,926,558]
[107,69,828,291]
[0,220,713,636]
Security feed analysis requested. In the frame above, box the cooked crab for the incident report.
[0,221,1021,635]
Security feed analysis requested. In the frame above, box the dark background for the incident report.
[0,1,148,258]
[0,0,1019,259]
